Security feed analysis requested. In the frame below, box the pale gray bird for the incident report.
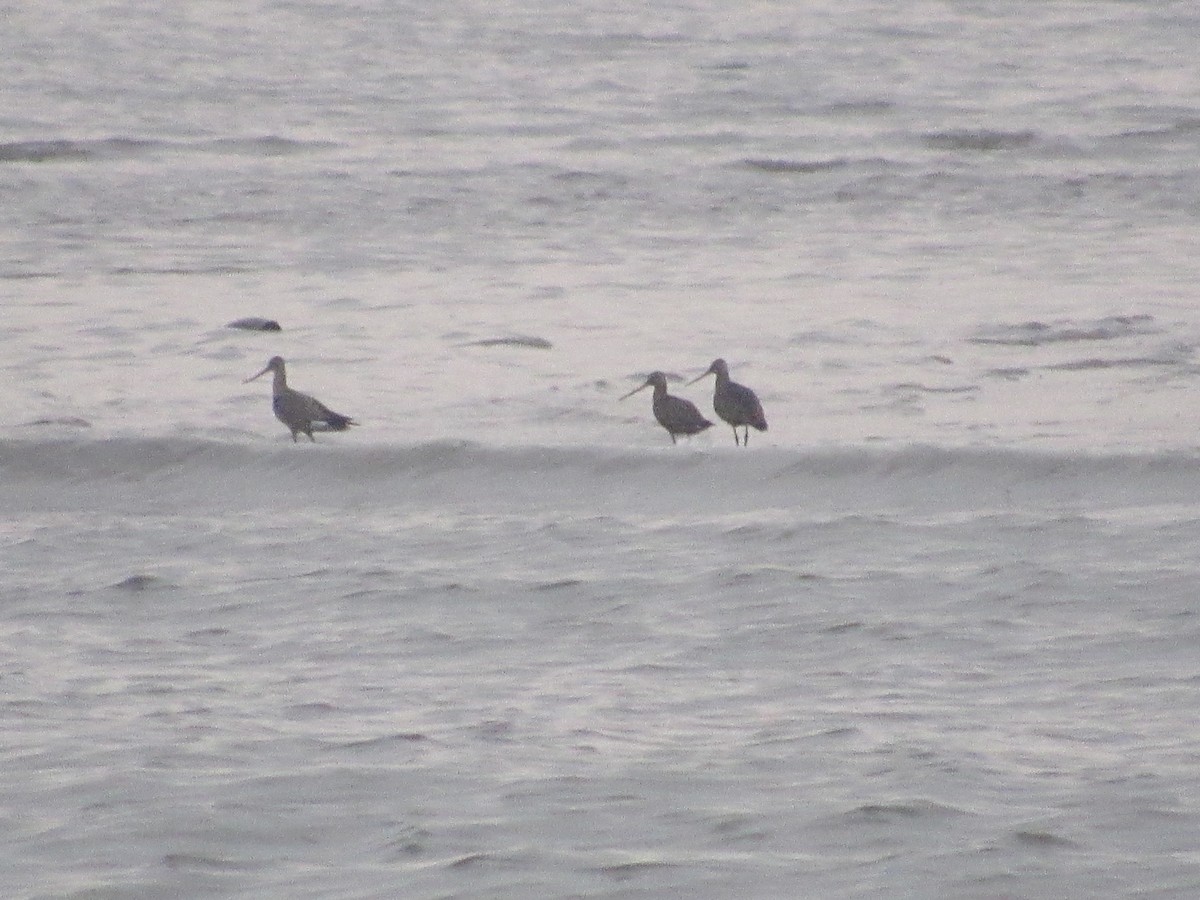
[244,356,357,442]
[687,358,767,446]
[620,371,714,444]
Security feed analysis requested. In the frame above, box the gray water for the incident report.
[3,2,1200,897]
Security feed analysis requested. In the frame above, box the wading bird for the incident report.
[687,358,767,446]
[620,371,714,445]
[244,356,357,442]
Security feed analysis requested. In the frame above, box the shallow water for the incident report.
[5,440,1200,897]
[4,1,1200,897]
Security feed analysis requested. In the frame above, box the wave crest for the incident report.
[3,437,1198,516]
[971,315,1159,347]
[923,128,1039,152]
[0,135,326,164]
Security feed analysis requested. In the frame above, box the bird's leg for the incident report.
[732,427,740,446]
[743,427,749,447]
[670,433,677,445]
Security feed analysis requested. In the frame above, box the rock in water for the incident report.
[227,317,282,332]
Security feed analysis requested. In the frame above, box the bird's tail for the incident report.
[324,413,357,431]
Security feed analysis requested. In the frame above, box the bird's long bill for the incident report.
[243,364,271,384]
[618,381,650,401]
[686,367,713,387]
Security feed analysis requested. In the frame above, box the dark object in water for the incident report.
[227,317,282,332]
[112,574,170,592]
[464,335,552,350]
[21,416,92,428]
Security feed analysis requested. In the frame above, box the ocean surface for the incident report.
[3,2,1200,897]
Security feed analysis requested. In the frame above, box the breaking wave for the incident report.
[4,436,1198,517]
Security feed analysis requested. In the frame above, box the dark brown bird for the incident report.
[244,356,357,442]
[620,371,714,444]
[687,358,767,446]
